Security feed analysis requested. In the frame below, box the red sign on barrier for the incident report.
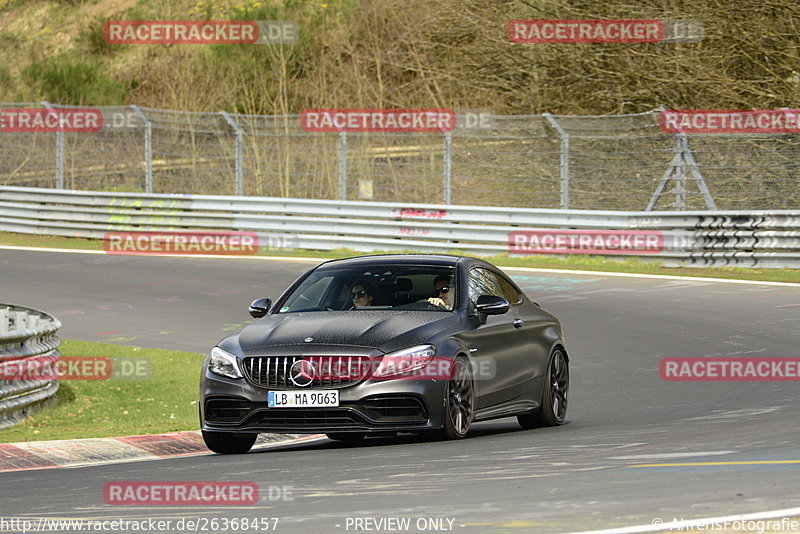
[396,208,448,219]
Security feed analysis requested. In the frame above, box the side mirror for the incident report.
[249,298,271,318]
[475,294,509,316]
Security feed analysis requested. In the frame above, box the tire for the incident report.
[437,357,474,440]
[518,348,569,429]
[202,430,257,454]
[326,433,367,441]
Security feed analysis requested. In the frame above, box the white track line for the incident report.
[563,506,800,534]
[502,266,800,287]
[3,244,800,287]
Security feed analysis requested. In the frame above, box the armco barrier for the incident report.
[0,186,799,267]
[0,305,61,429]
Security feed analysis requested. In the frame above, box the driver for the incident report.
[350,281,375,308]
[427,275,454,310]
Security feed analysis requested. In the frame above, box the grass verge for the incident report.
[3,231,800,284]
[0,339,204,443]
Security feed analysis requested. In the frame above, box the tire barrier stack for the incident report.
[0,305,61,430]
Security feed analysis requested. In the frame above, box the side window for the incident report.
[280,276,333,312]
[302,276,334,308]
[468,268,504,305]
[496,274,523,305]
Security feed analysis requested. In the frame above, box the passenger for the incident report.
[427,275,454,310]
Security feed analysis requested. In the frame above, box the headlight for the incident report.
[208,347,243,379]
[373,345,435,378]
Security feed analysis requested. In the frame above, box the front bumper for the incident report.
[200,365,448,434]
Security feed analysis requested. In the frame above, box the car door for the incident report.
[494,271,553,401]
[467,267,533,408]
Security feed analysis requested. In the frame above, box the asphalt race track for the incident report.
[1,248,799,533]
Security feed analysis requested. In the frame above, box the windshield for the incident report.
[277,263,457,313]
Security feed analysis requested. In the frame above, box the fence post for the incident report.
[130,106,153,194]
[443,131,452,204]
[544,113,569,209]
[680,134,717,210]
[647,133,717,211]
[41,102,64,189]
[673,135,687,210]
[220,111,244,195]
[338,131,347,200]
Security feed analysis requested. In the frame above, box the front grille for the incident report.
[363,396,428,423]
[242,355,371,389]
[246,409,368,428]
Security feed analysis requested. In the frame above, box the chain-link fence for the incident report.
[1,103,798,210]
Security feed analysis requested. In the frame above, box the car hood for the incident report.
[237,310,460,354]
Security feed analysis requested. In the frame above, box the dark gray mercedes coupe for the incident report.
[199,254,569,453]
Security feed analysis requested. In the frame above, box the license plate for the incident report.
[268,390,339,408]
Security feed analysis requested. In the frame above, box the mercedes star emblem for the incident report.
[289,359,316,387]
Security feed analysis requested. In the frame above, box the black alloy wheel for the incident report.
[518,348,568,428]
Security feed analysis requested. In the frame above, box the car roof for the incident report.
[316,253,485,269]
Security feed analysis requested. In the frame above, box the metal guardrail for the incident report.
[1,186,799,267]
[0,304,61,430]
